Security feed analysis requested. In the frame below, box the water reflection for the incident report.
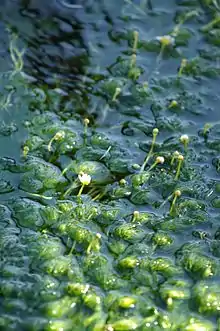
[0,0,127,123]
[7,1,89,88]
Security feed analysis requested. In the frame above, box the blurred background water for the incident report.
[0,1,220,330]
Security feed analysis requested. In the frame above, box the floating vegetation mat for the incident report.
[0,0,220,330]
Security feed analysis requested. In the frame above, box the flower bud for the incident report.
[180,134,189,144]
[156,156,165,164]
[153,128,159,136]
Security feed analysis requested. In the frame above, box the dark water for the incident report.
[0,0,220,330]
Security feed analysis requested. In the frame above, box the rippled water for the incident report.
[0,1,220,330]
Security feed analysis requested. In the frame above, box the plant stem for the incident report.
[68,241,76,255]
[170,155,176,166]
[148,160,158,172]
[77,184,85,197]
[175,157,184,180]
[140,129,159,172]
[169,190,181,216]
[112,87,121,102]
[63,182,77,197]
[201,15,220,32]
[170,195,178,215]
[132,31,139,53]
[48,136,55,152]
[61,161,74,177]
[83,119,89,145]
[28,192,53,200]
[178,59,187,77]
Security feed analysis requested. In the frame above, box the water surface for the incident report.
[0,1,220,330]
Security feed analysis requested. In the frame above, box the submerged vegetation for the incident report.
[0,0,220,330]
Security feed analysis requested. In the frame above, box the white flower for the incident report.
[180,134,189,144]
[78,172,91,185]
[156,35,175,46]
[156,156,165,164]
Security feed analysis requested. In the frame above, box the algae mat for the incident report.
[0,0,220,330]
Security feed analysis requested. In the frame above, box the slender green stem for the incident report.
[178,59,187,77]
[48,136,55,152]
[68,241,76,255]
[77,184,85,197]
[159,193,173,210]
[148,160,158,172]
[171,10,198,37]
[86,241,93,255]
[84,127,87,145]
[201,15,220,32]
[99,146,112,161]
[9,35,24,76]
[140,129,159,172]
[130,54,137,68]
[170,195,178,215]
[175,158,183,180]
[93,191,105,201]
[63,182,77,197]
[88,187,98,196]
[27,192,53,200]
[183,141,188,152]
[156,43,166,64]
[170,155,176,166]
[0,89,15,110]
[112,87,121,102]
[169,190,181,216]
[83,118,89,145]
[132,31,139,53]
[170,151,179,166]
[61,162,74,177]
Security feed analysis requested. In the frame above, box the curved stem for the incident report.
[140,133,158,172]
[170,195,178,215]
[48,136,55,152]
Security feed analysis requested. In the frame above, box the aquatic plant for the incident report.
[175,155,184,180]
[148,155,165,171]
[170,151,180,166]
[156,35,175,61]
[8,31,25,76]
[77,172,92,197]
[180,134,189,152]
[47,130,65,152]
[140,128,159,172]
[112,87,121,102]
[1,0,220,329]
[178,58,187,77]
[170,190,181,216]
